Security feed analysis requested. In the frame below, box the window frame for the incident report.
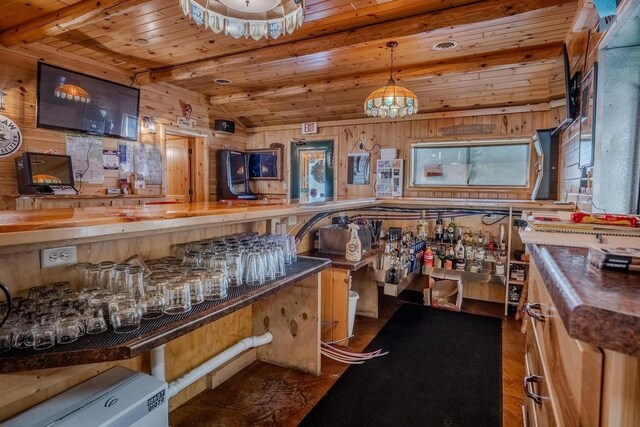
[408,137,534,190]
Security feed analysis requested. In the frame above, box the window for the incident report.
[410,139,531,187]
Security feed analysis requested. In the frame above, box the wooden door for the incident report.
[166,136,191,202]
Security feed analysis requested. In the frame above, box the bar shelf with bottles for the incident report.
[372,211,509,288]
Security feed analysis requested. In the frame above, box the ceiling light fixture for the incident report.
[433,41,459,51]
[364,41,418,119]
[214,78,233,85]
[179,0,305,40]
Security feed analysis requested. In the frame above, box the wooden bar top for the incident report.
[529,244,640,357]
[0,256,330,373]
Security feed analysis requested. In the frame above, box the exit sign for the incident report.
[301,122,318,134]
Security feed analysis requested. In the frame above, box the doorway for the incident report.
[290,140,334,202]
[166,135,192,202]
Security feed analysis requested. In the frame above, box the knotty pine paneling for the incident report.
[247,110,551,200]
[0,45,247,207]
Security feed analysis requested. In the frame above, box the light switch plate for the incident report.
[41,246,77,268]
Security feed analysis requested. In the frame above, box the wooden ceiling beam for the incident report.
[0,0,152,47]
[137,0,573,84]
[208,42,562,105]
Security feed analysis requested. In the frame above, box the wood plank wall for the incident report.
[0,45,247,208]
[247,110,552,200]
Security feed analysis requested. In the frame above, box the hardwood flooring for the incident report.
[169,291,526,427]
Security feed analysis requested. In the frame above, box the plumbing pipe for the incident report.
[151,332,273,398]
[151,344,166,382]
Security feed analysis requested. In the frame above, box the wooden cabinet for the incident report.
[524,258,603,426]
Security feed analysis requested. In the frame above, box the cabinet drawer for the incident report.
[525,320,559,427]
[527,260,603,427]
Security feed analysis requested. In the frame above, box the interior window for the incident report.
[410,139,531,187]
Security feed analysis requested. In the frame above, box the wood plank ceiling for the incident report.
[0,0,579,127]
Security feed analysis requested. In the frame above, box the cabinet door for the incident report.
[525,321,558,427]
[527,260,603,427]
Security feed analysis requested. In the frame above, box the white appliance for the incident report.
[3,366,168,427]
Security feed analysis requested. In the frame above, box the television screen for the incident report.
[36,62,140,140]
[28,153,74,186]
[229,152,247,184]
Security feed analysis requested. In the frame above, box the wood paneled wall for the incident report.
[247,109,552,200]
[0,45,247,207]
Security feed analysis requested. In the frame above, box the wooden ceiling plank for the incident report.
[137,0,573,84]
[0,0,153,47]
[208,42,561,105]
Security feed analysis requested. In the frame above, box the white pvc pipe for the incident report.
[151,332,273,398]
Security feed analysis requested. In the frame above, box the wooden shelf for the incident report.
[0,257,330,374]
[383,269,422,297]
[423,266,506,286]
[510,260,529,265]
[509,279,525,286]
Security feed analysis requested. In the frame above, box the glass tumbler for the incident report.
[203,271,228,301]
[112,264,131,294]
[140,291,165,319]
[74,262,92,287]
[56,318,84,344]
[12,321,35,349]
[164,281,192,315]
[0,327,11,353]
[226,250,243,287]
[185,276,205,306]
[109,299,142,334]
[98,261,116,291]
[245,250,265,286]
[127,266,145,300]
[86,309,108,334]
[32,321,56,350]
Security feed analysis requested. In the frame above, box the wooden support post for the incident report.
[252,273,321,375]
[320,268,350,347]
[351,267,378,319]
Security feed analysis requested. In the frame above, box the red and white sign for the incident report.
[301,122,318,135]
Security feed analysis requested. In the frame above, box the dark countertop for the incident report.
[300,246,383,271]
[0,257,330,373]
[529,244,640,357]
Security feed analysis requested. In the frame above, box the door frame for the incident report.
[163,125,209,203]
[290,140,335,202]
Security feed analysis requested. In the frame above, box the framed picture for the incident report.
[347,153,370,185]
[247,148,282,180]
[579,63,597,168]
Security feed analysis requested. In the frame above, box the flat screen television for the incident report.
[552,44,581,135]
[36,62,140,140]
[15,152,76,195]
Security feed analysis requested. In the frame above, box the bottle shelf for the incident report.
[422,266,506,286]
[509,260,529,265]
[509,279,525,286]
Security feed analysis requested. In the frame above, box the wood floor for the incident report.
[170,292,526,427]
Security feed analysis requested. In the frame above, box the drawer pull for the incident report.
[525,303,545,323]
[524,375,546,404]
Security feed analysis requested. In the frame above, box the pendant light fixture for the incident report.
[180,0,304,40]
[55,77,91,104]
[364,41,418,119]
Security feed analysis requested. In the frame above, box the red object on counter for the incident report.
[570,212,638,227]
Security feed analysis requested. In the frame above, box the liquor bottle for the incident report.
[423,246,434,268]
[385,259,398,284]
[447,218,456,244]
[417,210,428,240]
[455,239,466,271]
[435,212,443,241]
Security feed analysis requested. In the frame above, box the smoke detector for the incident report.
[433,41,460,51]
[214,78,232,85]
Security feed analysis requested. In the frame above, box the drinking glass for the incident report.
[182,246,201,268]
[185,276,205,305]
[140,291,165,319]
[263,245,277,281]
[28,285,48,301]
[53,281,71,295]
[164,281,191,315]
[88,290,113,319]
[127,266,145,300]
[245,250,265,286]
[74,262,92,287]
[112,264,131,294]
[288,235,297,263]
[12,321,35,349]
[109,299,142,334]
[86,309,108,334]
[32,321,56,350]
[56,318,83,344]
[279,235,292,265]
[60,291,80,310]
[203,271,227,301]
[98,261,116,291]
[226,249,243,287]
[86,264,101,288]
[274,244,286,277]
[0,327,11,353]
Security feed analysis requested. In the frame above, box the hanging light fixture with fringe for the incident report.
[364,41,419,119]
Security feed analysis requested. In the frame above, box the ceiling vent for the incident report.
[433,41,460,51]
[214,78,232,85]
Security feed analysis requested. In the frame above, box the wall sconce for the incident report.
[0,91,6,111]
[142,116,157,134]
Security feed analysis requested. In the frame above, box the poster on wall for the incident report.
[118,141,163,185]
[66,133,104,184]
[103,149,119,170]
[347,153,370,185]
[376,159,403,197]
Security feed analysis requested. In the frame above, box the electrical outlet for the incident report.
[41,246,77,268]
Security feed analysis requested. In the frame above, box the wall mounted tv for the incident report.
[36,62,141,141]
